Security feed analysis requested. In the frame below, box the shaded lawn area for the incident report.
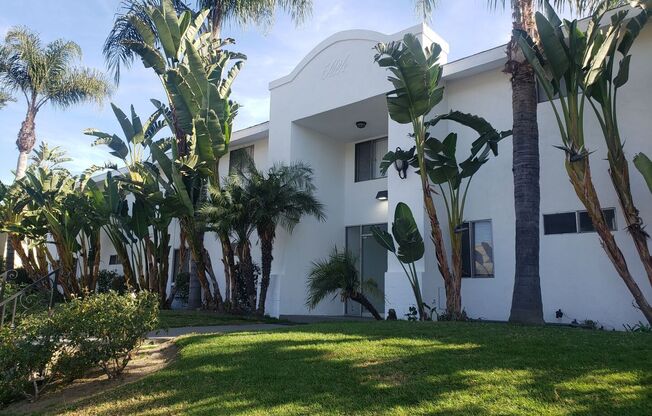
[52,322,650,415]
[157,309,283,328]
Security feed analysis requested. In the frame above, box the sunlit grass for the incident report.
[43,321,652,415]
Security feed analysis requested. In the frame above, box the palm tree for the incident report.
[306,248,383,320]
[104,0,312,82]
[202,177,258,311]
[243,162,325,316]
[198,0,312,40]
[0,27,111,180]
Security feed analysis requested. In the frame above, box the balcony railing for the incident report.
[0,269,60,329]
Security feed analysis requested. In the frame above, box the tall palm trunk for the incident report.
[508,0,544,325]
[236,240,256,311]
[257,225,275,316]
[15,106,37,180]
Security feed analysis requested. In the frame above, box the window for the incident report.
[229,145,254,174]
[5,242,14,270]
[543,212,577,235]
[544,208,616,235]
[109,254,119,265]
[578,209,616,233]
[461,220,494,278]
[537,78,568,103]
[355,137,388,182]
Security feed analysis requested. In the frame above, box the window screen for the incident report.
[355,138,388,182]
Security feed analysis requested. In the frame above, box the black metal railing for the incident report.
[0,269,60,329]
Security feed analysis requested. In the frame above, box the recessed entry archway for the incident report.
[294,94,388,143]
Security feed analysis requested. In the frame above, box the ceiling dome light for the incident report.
[355,121,367,129]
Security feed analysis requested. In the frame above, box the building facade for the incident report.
[97,21,652,329]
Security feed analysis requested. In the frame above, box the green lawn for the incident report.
[52,322,651,415]
[157,309,283,328]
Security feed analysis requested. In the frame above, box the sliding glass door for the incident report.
[345,224,387,316]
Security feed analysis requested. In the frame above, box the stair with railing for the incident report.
[0,269,60,329]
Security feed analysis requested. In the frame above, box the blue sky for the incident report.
[0,0,520,182]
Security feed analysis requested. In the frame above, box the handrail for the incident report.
[0,269,60,329]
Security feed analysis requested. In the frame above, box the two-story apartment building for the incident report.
[98,18,652,329]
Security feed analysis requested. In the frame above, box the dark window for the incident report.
[543,212,577,235]
[109,255,119,265]
[578,208,616,232]
[229,145,254,174]
[461,220,494,278]
[5,242,14,270]
[544,209,617,235]
[355,137,388,182]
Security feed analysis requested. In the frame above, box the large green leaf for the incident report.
[535,11,569,82]
[392,202,424,264]
[371,227,396,254]
[633,152,652,193]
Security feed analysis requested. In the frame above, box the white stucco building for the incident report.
[97,20,652,329]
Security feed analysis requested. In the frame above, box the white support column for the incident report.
[384,120,428,319]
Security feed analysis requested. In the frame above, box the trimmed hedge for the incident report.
[0,291,159,404]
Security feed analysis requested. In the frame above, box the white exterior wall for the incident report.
[90,20,652,328]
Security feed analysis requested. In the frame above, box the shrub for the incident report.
[0,292,159,405]
[96,270,126,294]
[0,313,60,402]
[58,291,159,378]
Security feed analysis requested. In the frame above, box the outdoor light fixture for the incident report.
[375,190,388,201]
[355,121,367,129]
[393,147,410,179]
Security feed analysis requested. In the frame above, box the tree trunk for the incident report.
[607,153,652,287]
[415,119,459,318]
[237,240,256,312]
[351,292,382,320]
[15,107,37,180]
[219,232,236,306]
[257,226,275,316]
[567,159,652,324]
[508,0,544,325]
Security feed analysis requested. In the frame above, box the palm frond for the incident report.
[305,248,359,309]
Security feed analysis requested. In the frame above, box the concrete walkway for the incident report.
[148,323,287,340]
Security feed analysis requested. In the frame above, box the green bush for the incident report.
[57,291,159,379]
[0,313,60,402]
[96,270,127,294]
[0,292,159,405]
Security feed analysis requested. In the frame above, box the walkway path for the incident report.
[148,323,287,340]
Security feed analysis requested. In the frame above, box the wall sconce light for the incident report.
[375,190,388,201]
[394,147,410,179]
[355,121,367,129]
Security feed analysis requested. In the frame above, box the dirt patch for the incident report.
[1,340,178,415]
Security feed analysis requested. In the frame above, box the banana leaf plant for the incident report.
[372,202,426,320]
[87,104,175,307]
[119,0,245,308]
[14,166,106,297]
[375,33,510,319]
[0,181,49,281]
[516,1,652,323]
